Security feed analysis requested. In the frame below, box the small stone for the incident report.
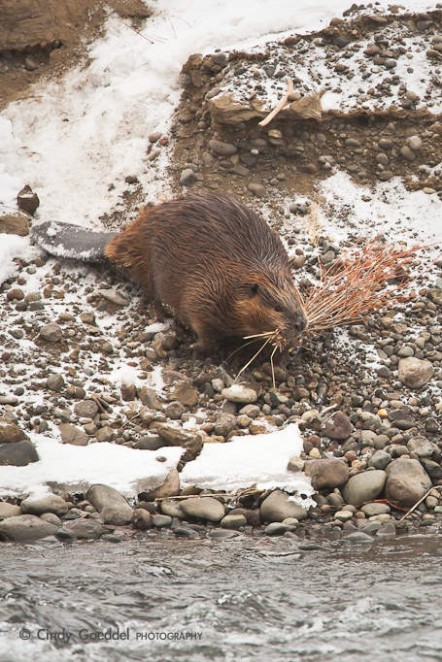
[17,185,39,215]
[132,508,153,530]
[21,494,69,516]
[0,420,29,444]
[208,140,237,156]
[287,456,305,472]
[369,450,391,470]
[173,382,199,407]
[398,357,433,388]
[95,426,114,443]
[147,469,180,499]
[180,497,225,522]
[320,411,352,440]
[62,518,104,539]
[260,490,308,522]
[98,289,129,306]
[221,385,258,404]
[264,522,290,535]
[344,531,374,544]
[407,436,436,458]
[59,423,89,446]
[342,470,387,508]
[248,182,266,197]
[213,413,237,437]
[164,401,186,420]
[47,374,65,392]
[407,135,422,151]
[361,502,391,517]
[160,499,184,518]
[152,514,172,528]
[220,514,247,529]
[334,509,353,522]
[74,400,99,419]
[0,502,21,518]
[0,214,30,236]
[304,458,349,490]
[6,288,25,301]
[174,526,199,539]
[40,323,63,343]
[179,168,196,186]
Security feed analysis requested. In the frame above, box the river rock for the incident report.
[220,513,247,529]
[0,420,29,443]
[160,499,185,518]
[173,382,199,407]
[0,515,58,542]
[0,440,39,466]
[152,514,172,528]
[17,185,39,215]
[180,497,225,522]
[39,322,63,343]
[385,458,432,507]
[221,385,258,404]
[146,469,180,499]
[0,213,30,236]
[86,484,134,525]
[369,450,392,470]
[407,436,436,458]
[260,490,308,522]
[361,502,391,517]
[21,494,69,516]
[0,502,21,518]
[74,400,99,419]
[398,357,433,388]
[59,423,89,446]
[213,413,237,437]
[304,458,349,490]
[63,518,104,539]
[156,425,204,465]
[320,411,352,440]
[208,139,237,156]
[342,470,387,507]
[132,508,153,530]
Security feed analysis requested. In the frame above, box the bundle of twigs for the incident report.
[302,240,425,335]
[234,241,427,385]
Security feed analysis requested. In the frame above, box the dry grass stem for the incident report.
[258,77,294,127]
[235,329,283,385]
[302,241,425,335]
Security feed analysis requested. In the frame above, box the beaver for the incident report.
[33,192,307,354]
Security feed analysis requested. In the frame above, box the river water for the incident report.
[0,531,441,662]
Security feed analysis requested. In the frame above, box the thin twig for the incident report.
[399,485,442,521]
[258,77,294,127]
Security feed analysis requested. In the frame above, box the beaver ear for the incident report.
[248,283,259,297]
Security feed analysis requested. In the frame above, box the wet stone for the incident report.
[260,490,308,522]
[265,522,290,536]
[361,502,391,517]
[0,515,58,542]
[132,508,153,530]
[152,514,173,528]
[62,518,104,539]
[86,484,134,525]
[220,513,247,529]
[180,497,225,522]
[20,494,69,516]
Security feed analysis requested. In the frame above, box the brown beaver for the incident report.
[33,192,307,353]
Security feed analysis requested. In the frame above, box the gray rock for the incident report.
[0,515,58,542]
[385,458,432,508]
[180,497,225,522]
[174,526,199,539]
[132,508,153,530]
[74,400,99,419]
[47,374,65,392]
[95,426,114,443]
[160,499,184,518]
[59,423,88,446]
[320,411,352,440]
[0,440,39,466]
[152,514,173,528]
[147,469,180,499]
[334,509,353,522]
[342,470,387,507]
[208,139,237,156]
[213,413,237,437]
[173,382,199,407]
[156,425,204,466]
[164,401,185,420]
[260,490,308,522]
[0,502,21,518]
[0,213,30,236]
[407,436,436,458]
[0,420,29,443]
[221,385,258,404]
[344,531,374,544]
[398,357,433,388]
[63,518,104,539]
[179,168,196,186]
[361,502,391,517]
[369,450,391,470]
[21,494,69,516]
[304,458,349,490]
[40,323,63,343]
[86,484,133,525]
[220,514,247,529]
[134,434,164,451]
[265,522,290,535]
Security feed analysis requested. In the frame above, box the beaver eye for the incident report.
[273,304,283,313]
[249,283,259,296]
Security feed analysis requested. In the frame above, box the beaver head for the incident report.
[228,269,307,348]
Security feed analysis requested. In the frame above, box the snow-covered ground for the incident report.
[0,0,440,497]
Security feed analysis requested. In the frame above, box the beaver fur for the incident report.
[105,192,307,353]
